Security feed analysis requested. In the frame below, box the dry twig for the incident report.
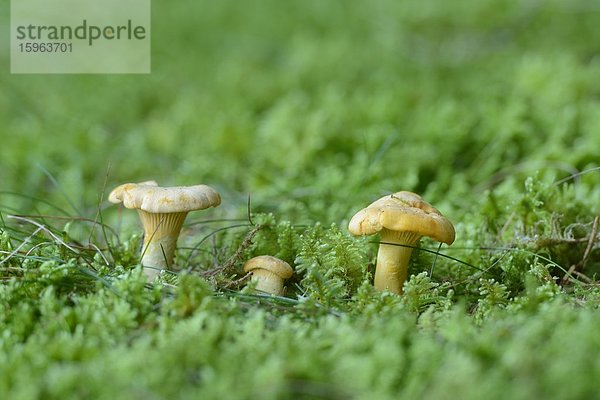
[203,224,263,278]
[562,216,599,284]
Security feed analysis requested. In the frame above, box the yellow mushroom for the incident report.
[109,181,221,280]
[348,191,455,294]
[243,256,294,296]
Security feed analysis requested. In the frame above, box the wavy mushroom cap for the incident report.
[243,255,294,279]
[109,182,221,213]
[348,191,455,245]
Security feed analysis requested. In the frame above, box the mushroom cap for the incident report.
[243,255,294,279]
[348,191,455,244]
[109,181,221,213]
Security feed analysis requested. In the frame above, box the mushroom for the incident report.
[109,181,221,280]
[348,191,455,294]
[243,255,294,296]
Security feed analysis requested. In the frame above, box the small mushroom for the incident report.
[348,191,455,294]
[243,255,294,296]
[109,181,221,280]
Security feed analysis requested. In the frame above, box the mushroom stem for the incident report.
[249,269,285,296]
[138,211,188,280]
[374,229,422,294]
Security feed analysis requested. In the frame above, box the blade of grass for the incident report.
[36,164,82,216]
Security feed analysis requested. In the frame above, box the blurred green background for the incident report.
[2,0,599,224]
[3,1,600,399]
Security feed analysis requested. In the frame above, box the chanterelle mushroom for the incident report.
[348,191,455,294]
[109,181,221,280]
[243,255,294,296]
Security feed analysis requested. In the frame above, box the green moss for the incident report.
[2,0,600,397]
